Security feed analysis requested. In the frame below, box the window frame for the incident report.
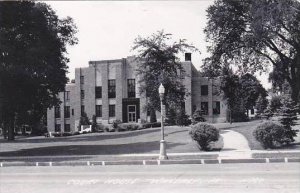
[201,85,209,96]
[127,79,136,98]
[108,79,116,98]
[109,105,115,117]
[95,86,102,99]
[64,106,70,118]
[96,105,102,117]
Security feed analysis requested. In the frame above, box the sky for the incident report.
[46,1,271,89]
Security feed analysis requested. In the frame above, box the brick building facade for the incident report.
[47,54,227,133]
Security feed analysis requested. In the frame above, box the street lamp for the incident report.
[158,83,168,160]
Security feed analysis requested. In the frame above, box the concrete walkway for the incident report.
[219,130,251,159]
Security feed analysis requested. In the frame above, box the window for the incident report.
[64,124,70,132]
[64,106,70,118]
[213,101,220,115]
[55,106,60,118]
[55,124,61,132]
[147,109,151,116]
[81,90,85,99]
[81,105,85,116]
[109,105,115,117]
[96,105,102,117]
[108,80,116,98]
[201,102,208,115]
[80,76,84,84]
[251,109,255,115]
[201,85,208,96]
[127,79,135,98]
[65,91,70,101]
[95,86,102,99]
[72,109,74,116]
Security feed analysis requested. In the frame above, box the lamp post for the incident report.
[158,83,168,160]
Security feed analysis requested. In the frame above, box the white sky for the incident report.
[46,1,271,89]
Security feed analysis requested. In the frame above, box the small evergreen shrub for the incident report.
[117,123,144,132]
[191,109,206,124]
[112,120,122,130]
[143,122,162,128]
[253,121,285,149]
[189,123,219,151]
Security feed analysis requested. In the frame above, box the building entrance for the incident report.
[127,105,136,122]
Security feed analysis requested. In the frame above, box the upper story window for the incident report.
[80,76,84,84]
[65,91,70,101]
[64,106,70,118]
[81,90,85,99]
[213,101,220,115]
[95,86,102,99]
[201,85,208,96]
[108,79,116,98]
[54,106,60,118]
[127,79,135,98]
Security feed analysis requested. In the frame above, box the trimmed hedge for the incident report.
[253,121,285,149]
[189,123,219,151]
[117,123,144,132]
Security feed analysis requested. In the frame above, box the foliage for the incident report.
[240,73,267,111]
[253,121,286,149]
[0,1,78,140]
[189,122,219,151]
[166,107,191,126]
[269,95,283,114]
[204,0,300,104]
[117,123,144,132]
[142,122,162,129]
[255,94,269,116]
[191,109,206,124]
[112,119,122,130]
[78,112,91,131]
[132,30,196,122]
[278,97,299,144]
[176,110,191,126]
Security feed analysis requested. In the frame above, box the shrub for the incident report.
[253,121,286,149]
[189,123,219,151]
[94,123,105,132]
[143,122,162,128]
[112,120,122,130]
[191,109,206,124]
[117,123,144,132]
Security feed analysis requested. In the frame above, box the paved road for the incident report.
[1,163,299,193]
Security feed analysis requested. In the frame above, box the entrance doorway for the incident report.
[127,105,136,122]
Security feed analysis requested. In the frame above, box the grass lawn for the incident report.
[214,119,300,150]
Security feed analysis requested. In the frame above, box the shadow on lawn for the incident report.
[0,141,185,157]
[3,128,161,144]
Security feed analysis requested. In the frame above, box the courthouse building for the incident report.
[47,54,227,133]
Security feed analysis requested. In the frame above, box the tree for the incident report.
[204,0,300,104]
[78,112,91,131]
[240,73,267,113]
[269,95,283,114]
[132,30,196,122]
[278,96,298,144]
[255,94,269,116]
[0,1,78,140]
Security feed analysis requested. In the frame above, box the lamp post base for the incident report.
[159,140,168,160]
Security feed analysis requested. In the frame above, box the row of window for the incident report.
[74,79,136,100]
[55,105,116,118]
[55,124,70,132]
[55,106,74,118]
[193,101,220,115]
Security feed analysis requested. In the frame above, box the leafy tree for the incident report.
[279,96,299,144]
[204,0,300,104]
[240,73,267,112]
[269,95,283,114]
[132,30,196,122]
[255,94,269,116]
[78,112,91,131]
[0,1,77,140]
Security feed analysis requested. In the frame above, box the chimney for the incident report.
[185,53,191,61]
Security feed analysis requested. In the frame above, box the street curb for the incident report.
[0,157,299,167]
